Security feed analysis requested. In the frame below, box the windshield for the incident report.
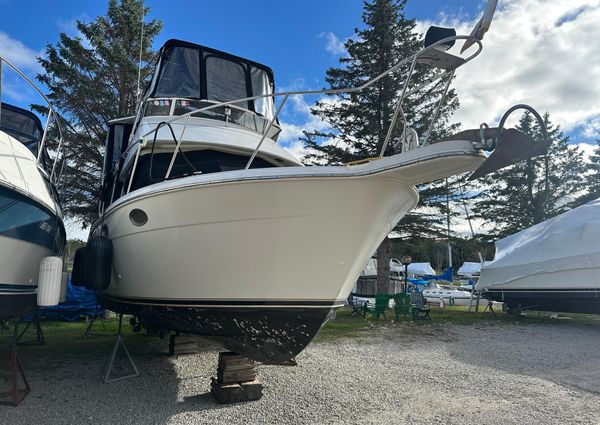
[0,103,43,156]
[149,40,276,120]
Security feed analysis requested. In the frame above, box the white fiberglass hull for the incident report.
[0,130,65,319]
[0,234,53,319]
[98,140,486,361]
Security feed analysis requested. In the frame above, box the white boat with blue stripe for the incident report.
[0,58,66,320]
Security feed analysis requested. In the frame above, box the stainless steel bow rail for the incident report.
[118,33,485,198]
[0,57,66,188]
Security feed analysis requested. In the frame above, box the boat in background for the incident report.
[0,58,66,320]
[76,0,550,363]
[477,199,600,314]
[422,283,472,306]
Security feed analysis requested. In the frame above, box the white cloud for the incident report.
[0,31,42,73]
[419,0,600,136]
[582,115,600,139]
[0,32,45,104]
[319,32,347,56]
[278,86,342,159]
[575,141,597,162]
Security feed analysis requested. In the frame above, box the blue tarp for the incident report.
[407,277,430,285]
[38,279,103,321]
[421,266,453,282]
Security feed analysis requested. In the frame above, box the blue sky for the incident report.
[1,0,599,238]
[1,0,598,148]
[0,0,478,104]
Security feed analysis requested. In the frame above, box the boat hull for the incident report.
[0,235,53,320]
[102,175,418,361]
[0,185,65,320]
[98,141,485,361]
[484,288,600,314]
[102,295,332,363]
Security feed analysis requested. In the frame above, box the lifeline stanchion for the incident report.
[100,314,139,384]
[0,322,30,407]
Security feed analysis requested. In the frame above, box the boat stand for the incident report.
[483,300,496,316]
[0,323,30,407]
[83,303,106,338]
[100,315,139,384]
[16,310,45,346]
[211,352,263,404]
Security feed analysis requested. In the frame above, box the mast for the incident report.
[446,178,452,269]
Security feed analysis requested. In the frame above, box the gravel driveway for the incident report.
[1,320,600,424]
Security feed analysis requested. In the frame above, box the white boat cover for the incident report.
[457,261,491,276]
[476,199,600,290]
[361,259,435,276]
[406,262,436,276]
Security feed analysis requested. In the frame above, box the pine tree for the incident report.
[301,0,460,292]
[36,0,162,227]
[583,139,600,203]
[472,111,588,240]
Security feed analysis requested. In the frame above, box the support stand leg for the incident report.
[16,310,44,346]
[83,303,104,338]
[100,314,139,384]
[483,300,496,316]
[0,323,30,406]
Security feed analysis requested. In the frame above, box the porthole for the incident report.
[129,208,148,226]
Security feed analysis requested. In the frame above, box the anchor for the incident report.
[444,104,552,180]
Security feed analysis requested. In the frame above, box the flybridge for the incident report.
[144,39,276,120]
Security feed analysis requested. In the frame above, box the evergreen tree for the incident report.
[302,0,460,292]
[472,111,588,240]
[582,138,600,203]
[36,0,162,227]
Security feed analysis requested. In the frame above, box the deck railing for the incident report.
[123,34,484,196]
[0,57,66,189]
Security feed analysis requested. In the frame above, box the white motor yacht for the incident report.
[0,58,66,320]
[77,0,550,362]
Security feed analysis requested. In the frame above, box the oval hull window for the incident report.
[129,209,148,226]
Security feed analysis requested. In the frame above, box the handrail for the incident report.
[121,34,484,196]
[0,56,65,188]
[138,35,481,141]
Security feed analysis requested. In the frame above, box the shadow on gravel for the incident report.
[446,320,600,394]
[0,321,236,424]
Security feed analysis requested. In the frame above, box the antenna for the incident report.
[461,0,498,53]
[136,4,145,102]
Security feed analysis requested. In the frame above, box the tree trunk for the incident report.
[376,237,392,294]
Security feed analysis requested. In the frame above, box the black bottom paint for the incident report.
[485,289,600,314]
[101,295,333,364]
[0,293,36,320]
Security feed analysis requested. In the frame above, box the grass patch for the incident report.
[315,306,600,341]
[0,317,161,362]
[2,307,599,353]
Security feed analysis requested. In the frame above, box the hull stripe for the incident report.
[486,288,600,293]
[103,294,343,309]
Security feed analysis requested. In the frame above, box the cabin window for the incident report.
[251,67,274,120]
[154,47,201,98]
[205,56,249,110]
[102,122,132,205]
[128,150,276,192]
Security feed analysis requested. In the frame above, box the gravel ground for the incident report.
[1,321,600,424]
